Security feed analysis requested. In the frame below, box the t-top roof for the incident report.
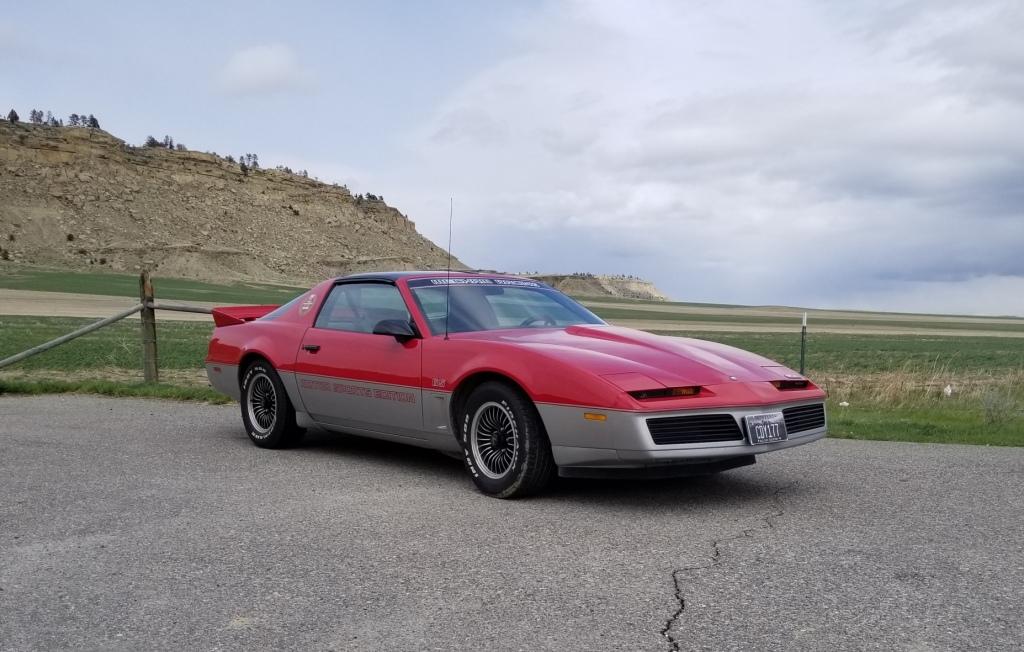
[337,270,533,282]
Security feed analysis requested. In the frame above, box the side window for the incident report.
[314,283,411,334]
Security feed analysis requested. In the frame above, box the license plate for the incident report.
[744,412,788,444]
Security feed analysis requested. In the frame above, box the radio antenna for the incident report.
[444,197,453,340]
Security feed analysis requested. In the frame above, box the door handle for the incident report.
[302,344,321,353]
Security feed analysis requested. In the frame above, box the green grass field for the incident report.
[0,266,305,304]
[653,331,1024,374]
[828,403,1023,448]
[2,313,1021,446]
[6,315,1017,377]
[0,316,211,370]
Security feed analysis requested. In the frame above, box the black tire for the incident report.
[240,359,305,449]
[458,381,556,498]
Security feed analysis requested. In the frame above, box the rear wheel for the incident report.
[459,381,556,498]
[240,360,304,448]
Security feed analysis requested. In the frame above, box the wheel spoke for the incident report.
[246,372,278,437]
[470,401,518,479]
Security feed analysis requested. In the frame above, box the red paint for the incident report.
[211,305,278,327]
[206,273,826,411]
[295,327,421,387]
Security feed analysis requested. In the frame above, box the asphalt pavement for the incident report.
[1,395,1021,651]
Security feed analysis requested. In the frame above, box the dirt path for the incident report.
[0,289,218,321]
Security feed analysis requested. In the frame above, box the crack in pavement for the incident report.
[660,481,798,651]
[660,570,686,651]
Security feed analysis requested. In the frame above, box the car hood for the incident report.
[457,324,800,388]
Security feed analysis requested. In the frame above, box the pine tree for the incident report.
[69,114,81,127]
[144,135,161,147]
[7,109,18,123]
[87,114,99,129]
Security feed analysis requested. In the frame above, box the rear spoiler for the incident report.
[211,305,279,327]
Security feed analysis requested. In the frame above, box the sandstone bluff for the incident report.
[0,122,462,284]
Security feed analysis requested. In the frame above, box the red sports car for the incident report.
[206,272,827,498]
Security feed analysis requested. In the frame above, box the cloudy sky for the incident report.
[2,1,1022,315]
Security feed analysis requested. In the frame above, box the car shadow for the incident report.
[232,425,821,508]
[546,471,816,509]
[297,426,467,479]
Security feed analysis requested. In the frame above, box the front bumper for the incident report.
[537,400,826,470]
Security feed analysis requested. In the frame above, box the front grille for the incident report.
[783,403,826,434]
[647,414,743,445]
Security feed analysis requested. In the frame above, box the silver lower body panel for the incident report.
[205,362,240,401]
[205,362,306,416]
[537,401,827,469]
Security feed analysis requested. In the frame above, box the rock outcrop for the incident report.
[0,122,463,283]
[529,274,668,301]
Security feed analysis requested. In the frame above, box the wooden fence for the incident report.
[0,272,813,383]
[0,271,210,383]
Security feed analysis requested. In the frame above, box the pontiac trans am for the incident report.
[206,271,827,498]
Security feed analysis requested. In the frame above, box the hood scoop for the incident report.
[565,325,660,346]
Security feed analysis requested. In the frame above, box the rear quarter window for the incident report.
[259,294,306,321]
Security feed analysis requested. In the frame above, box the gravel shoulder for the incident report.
[0,395,1021,651]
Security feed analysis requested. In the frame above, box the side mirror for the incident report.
[372,319,417,343]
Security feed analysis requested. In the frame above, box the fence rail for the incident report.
[0,271,211,383]
[146,301,213,315]
[0,304,145,370]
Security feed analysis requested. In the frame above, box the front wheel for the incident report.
[240,360,304,448]
[459,381,556,498]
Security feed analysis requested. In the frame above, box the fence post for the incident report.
[139,270,159,383]
[799,312,807,375]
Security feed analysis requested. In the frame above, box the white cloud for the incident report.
[391,0,1024,315]
[217,44,315,96]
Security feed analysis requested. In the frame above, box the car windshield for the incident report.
[409,279,605,335]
